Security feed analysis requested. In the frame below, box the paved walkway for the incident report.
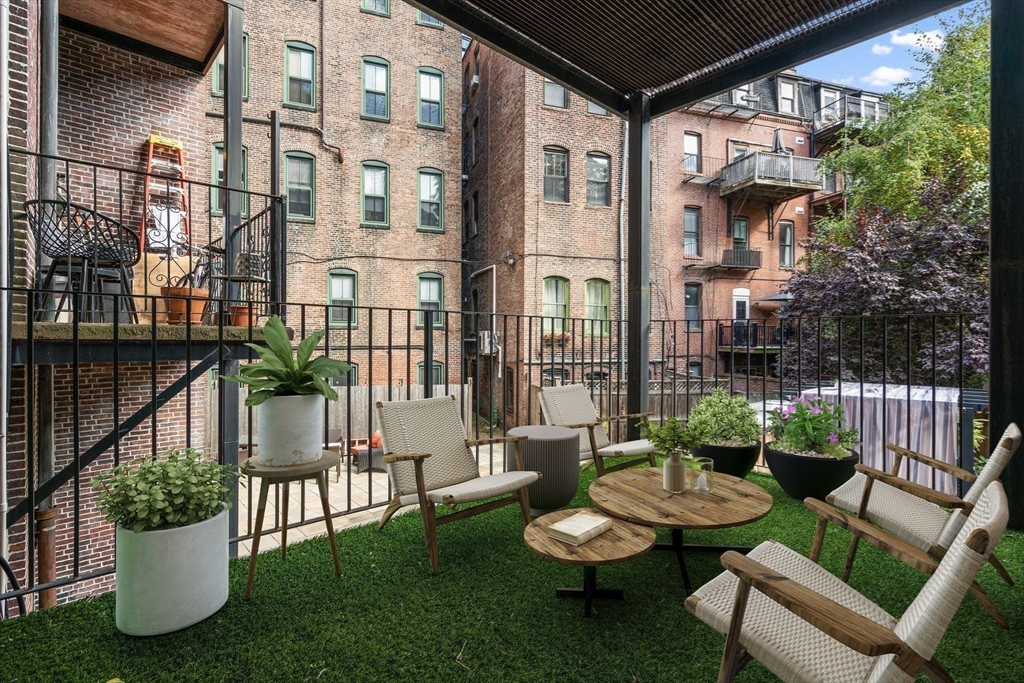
[235,445,509,556]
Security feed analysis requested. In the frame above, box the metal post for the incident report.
[626,93,650,439]
[424,311,434,399]
[991,0,1024,529]
[269,111,285,313]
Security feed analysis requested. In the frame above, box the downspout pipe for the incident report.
[1,0,11,595]
[618,120,628,381]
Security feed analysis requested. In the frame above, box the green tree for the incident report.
[824,4,990,223]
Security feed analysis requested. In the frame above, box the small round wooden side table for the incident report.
[242,452,341,600]
[524,507,655,617]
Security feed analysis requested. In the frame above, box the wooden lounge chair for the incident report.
[824,422,1020,625]
[375,395,540,574]
[537,384,655,477]
[686,480,1009,683]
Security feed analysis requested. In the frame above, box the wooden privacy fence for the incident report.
[207,382,475,450]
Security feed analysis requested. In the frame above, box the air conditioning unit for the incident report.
[478,330,499,355]
[471,74,480,89]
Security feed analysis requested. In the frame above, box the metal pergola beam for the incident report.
[649,0,967,117]
[402,0,631,116]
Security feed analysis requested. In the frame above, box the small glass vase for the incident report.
[691,457,714,493]
[663,450,687,493]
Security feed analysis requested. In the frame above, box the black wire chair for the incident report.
[25,199,141,322]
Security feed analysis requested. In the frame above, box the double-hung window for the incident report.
[362,162,389,226]
[418,69,443,127]
[584,279,610,336]
[778,79,796,114]
[418,168,443,231]
[779,221,795,267]
[542,277,568,333]
[684,206,701,256]
[418,273,443,327]
[543,148,568,202]
[362,58,390,119]
[732,217,749,251]
[284,152,314,219]
[211,143,248,216]
[417,361,444,386]
[328,269,357,326]
[213,34,249,98]
[361,0,389,15]
[586,154,610,206]
[684,284,701,331]
[683,133,701,173]
[587,101,608,115]
[284,42,315,108]
[543,79,566,108]
[417,11,443,27]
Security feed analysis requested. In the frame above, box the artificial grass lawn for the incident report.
[2,471,1022,683]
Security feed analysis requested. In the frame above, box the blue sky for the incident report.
[795,2,980,92]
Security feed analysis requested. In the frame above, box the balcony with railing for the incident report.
[682,247,762,271]
[812,95,889,137]
[719,151,823,201]
[680,155,725,185]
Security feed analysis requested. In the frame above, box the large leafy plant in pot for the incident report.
[764,393,860,500]
[688,389,764,479]
[223,315,350,467]
[92,448,240,636]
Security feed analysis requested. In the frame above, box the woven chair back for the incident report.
[376,396,479,497]
[538,384,611,452]
[936,422,1020,549]
[867,481,1008,683]
[25,199,141,266]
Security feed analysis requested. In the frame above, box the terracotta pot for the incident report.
[161,287,209,325]
[230,304,255,327]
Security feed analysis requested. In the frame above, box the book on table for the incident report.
[547,512,612,546]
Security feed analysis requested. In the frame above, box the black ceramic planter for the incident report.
[693,441,762,479]
[763,444,859,500]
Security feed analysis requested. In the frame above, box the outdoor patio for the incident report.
[0,469,1020,682]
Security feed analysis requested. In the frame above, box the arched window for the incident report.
[543,147,568,202]
[542,276,568,333]
[417,360,444,386]
[362,57,390,119]
[284,41,316,108]
[684,206,701,256]
[779,220,795,267]
[586,153,611,206]
[584,279,610,336]
[328,268,357,326]
[361,162,389,226]
[418,273,443,327]
[284,152,315,219]
[418,168,444,231]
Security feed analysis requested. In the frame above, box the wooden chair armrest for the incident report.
[804,499,938,574]
[558,421,599,430]
[465,435,528,447]
[856,465,968,510]
[886,444,977,483]
[603,411,653,422]
[720,551,908,658]
[382,452,432,464]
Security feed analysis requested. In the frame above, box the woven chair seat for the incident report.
[830,473,949,552]
[399,470,539,506]
[692,540,899,683]
[594,439,655,459]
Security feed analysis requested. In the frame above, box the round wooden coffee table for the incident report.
[524,507,655,617]
[589,468,772,594]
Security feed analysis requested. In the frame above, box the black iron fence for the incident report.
[0,297,989,616]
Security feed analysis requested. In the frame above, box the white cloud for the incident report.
[890,29,944,51]
[861,66,912,88]
[837,77,854,85]
[871,43,892,55]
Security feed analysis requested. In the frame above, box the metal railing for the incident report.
[0,296,989,616]
[720,249,762,269]
[812,95,889,132]
[719,151,823,191]
[681,155,725,183]
[11,149,286,323]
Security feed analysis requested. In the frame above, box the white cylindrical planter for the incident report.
[257,393,324,466]
[115,506,229,636]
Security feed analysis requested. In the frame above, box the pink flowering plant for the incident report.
[767,394,858,458]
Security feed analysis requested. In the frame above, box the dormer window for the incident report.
[778,79,796,114]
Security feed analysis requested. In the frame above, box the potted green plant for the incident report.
[638,416,705,493]
[223,315,350,467]
[92,448,239,636]
[689,389,763,478]
[764,394,860,500]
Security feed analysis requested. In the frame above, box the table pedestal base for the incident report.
[556,565,624,617]
[653,529,754,595]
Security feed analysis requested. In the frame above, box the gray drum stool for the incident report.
[505,425,580,517]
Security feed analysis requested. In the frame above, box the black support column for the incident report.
[990,0,1024,530]
[626,93,651,438]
